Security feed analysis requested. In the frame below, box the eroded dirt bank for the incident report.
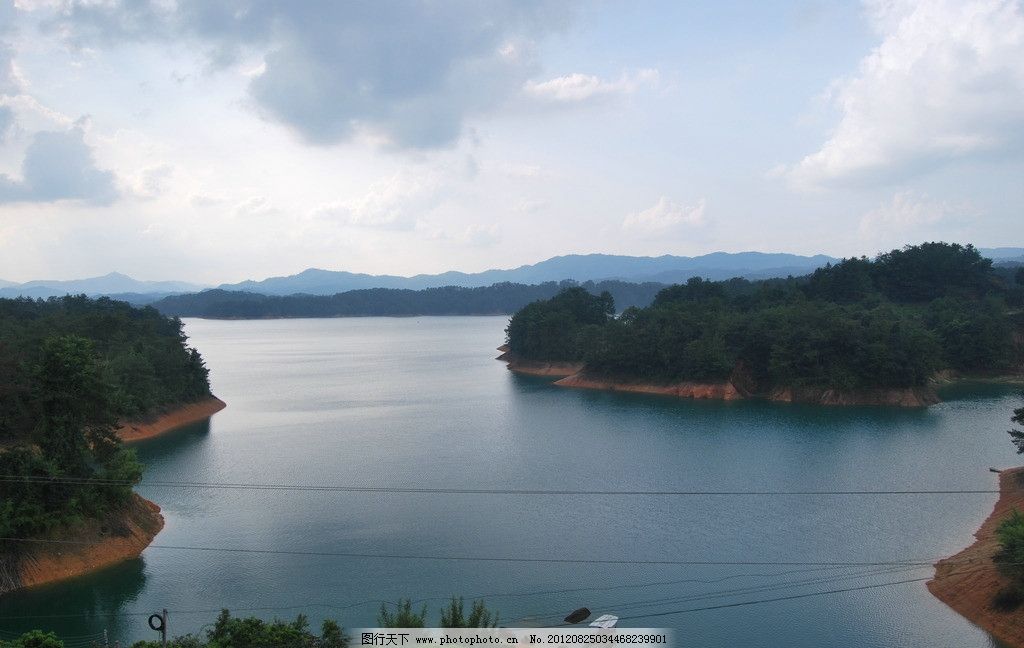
[1,495,165,596]
[496,348,583,377]
[928,467,1024,648]
[498,349,938,406]
[553,373,743,400]
[117,396,226,442]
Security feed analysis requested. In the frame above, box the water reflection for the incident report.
[0,557,149,641]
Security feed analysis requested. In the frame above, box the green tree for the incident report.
[0,631,64,648]
[506,287,615,361]
[996,509,1024,578]
[320,619,349,648]
[1008,398,1024,453]
[32,335,119,473]
[872,242,994,302]
[0,296,211,545]
[377,600,427,628]
[439,597,499,628]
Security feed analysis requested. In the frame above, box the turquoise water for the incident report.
[1,316,1021,647]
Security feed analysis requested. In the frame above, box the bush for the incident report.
[0,630,64,648]
[995,509,1024,581]
[992,583,1024,611]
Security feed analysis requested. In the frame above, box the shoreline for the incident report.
[554,373,744,400]
[928,467,1024,648]
[498,350,940,407]
[117,395,226,442]
[0,398,225,596]
[495,348,583,377]
[2,494,165,596]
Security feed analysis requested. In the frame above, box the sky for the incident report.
[0,0,1022,284]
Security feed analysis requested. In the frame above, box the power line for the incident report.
[507,564,928,624]
[0,565,997,630]
[0,475,1000,496]
[551,566,993,626]
[613,576,932,622]
[413,563,879,607]
[0,536,951,567]
[0,565,891,621]
[0,565,990,629]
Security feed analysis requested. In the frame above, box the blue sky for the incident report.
[0,0,1022,283]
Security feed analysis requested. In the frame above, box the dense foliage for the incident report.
[438,597,499,628]
[994,401,1024,610]
[0,296,211,542]
[126,610,348,648]
[1008,399,1024,453]
[506,244,1021,391]
[0,599,500,647]
[996,509,1024,578]
[377,599,427,628]
[373,596,498,629]
[152,281,664,319]
[0,630,65,648]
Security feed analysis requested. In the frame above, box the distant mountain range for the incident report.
[984,247,1024,263]
[217,251,842,296]
[2,247,1022,301]
[0,272,206,302]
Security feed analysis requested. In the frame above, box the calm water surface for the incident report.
[2,316,1021,647]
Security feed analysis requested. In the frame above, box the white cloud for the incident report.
[40,1,577,149]
[0,42,22,96]
[129,163,173,199]
[784,0,1024,189]
[0,127,118,204]
[233,196,282,220]
[460,223,501,246]
[311,171,442,231]
[189,193,224,208]
[524,69,659,104]
[623,197,706,235]
[0,105,12,141]
[858,190,977,243]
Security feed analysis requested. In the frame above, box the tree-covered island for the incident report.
[504,243,1024,406]
[0,296,216,595]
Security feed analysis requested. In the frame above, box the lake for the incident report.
[1,316,1020,647]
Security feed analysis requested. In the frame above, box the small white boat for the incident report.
[589,614,619,629]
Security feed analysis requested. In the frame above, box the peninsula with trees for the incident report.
[501,243,1024,407]
[0,296,223,595]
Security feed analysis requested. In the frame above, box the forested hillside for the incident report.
[506,243,1024,394]
[0,296,211,543]
[153,280,667,318]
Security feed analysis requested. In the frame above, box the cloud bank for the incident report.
[44,1,576,149]
[524,69,659,104]
[0,128,119,205]
[785,0,1024,188]
[623,197,706,235]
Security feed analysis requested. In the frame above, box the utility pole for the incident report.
[148,609,168,647]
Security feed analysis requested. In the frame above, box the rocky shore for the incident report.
[928,467,1024,648]
[498,348,939,407]
[0,495,164,596]
[117,395,226,442]
[1,397,225,596]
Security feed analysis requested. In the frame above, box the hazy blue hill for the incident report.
[6,248,1016,302]
[218,251,840,296]
[980,247,1024,259]
[152,280,668,318]
[0,272,205,300]
[982,247,1024,265]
